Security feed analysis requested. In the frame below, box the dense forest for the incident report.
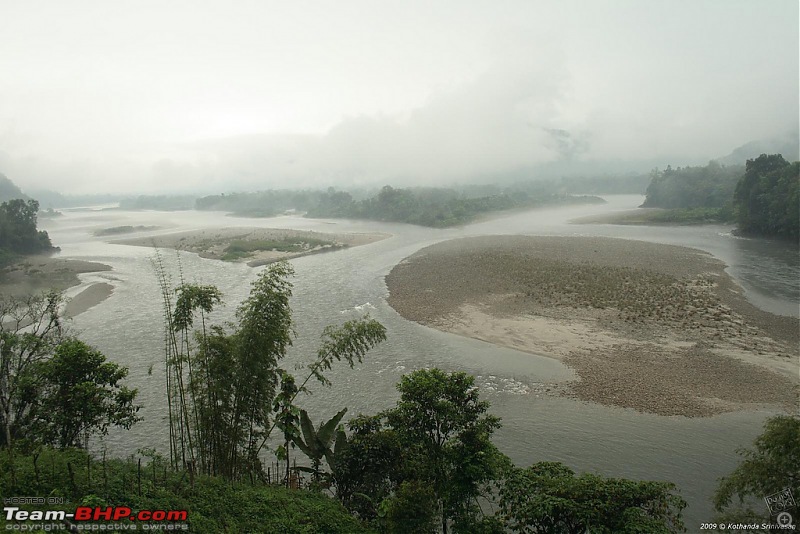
[642,161,742,210]
[640,155,799,238]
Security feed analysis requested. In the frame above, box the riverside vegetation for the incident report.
[639,154,799,239]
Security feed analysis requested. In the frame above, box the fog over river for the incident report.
[39,195,799,528]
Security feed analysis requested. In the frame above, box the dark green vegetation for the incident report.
[0,447,371,533]
[734,154,799,240]
[197,184,605,227]
[220,236,340,261]
[196,189,323,216]
[713,415,799,531]
[640,155,799,239]
[0,198,55,266]
[0,292,139,451]
[605,207,735,225]
[642,161,743,210]
[499,463,685,533]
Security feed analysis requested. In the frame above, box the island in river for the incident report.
[113,227,388,267]
[386,235,799,417]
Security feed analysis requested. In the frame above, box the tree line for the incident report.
[641,154,799,239]
[195,184,604,227]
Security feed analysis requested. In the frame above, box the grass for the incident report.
[611,207,735,225]
[220,238,339,261]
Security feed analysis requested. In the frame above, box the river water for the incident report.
[39,195,799,528]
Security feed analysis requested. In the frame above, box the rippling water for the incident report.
[38,196,799,528]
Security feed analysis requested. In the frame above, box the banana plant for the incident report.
[292,407,348,482]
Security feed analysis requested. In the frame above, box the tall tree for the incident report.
[734,154,799,239]
[714,415,799,527]
[0,291,64,449]
[29,338,140,449]
[385,369,503,534]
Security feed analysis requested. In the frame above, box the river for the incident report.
[39,195,799,529]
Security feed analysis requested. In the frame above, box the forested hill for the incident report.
[0,173,29,203]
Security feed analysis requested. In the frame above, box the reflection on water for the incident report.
[36,196,798,528]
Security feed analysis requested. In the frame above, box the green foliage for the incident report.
[155,258,386,482]
[714,415,799,525]
[292,408,347,482]
[221,237,337,261]
[642,161,743,209]
[380,480,438,534]
[0,292,65,448]
[385,369,504,533]
[0,294,138,469]
[498,462,687,533]
[0,447,374,533]
[0,199,54,257]
[29,339,140,449]
[331,414,403,522]
[625,207,735,225]
[734,154,799,240]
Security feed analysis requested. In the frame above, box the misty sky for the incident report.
[1,0,798,194]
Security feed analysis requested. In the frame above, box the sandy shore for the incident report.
[386,236,799,417]
[0,256,111,297]
[64,282,114,318]
[114,227,389,266]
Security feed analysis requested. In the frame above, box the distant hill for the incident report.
[0,173,29,202]
[716,132,799,165]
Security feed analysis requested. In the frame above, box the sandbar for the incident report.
[386,236,799,417]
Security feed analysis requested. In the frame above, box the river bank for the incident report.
[113,227,389,266]
[386,236,799,417]
[0,256,111,297]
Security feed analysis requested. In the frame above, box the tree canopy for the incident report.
[734,154,799,240]
[0,199,54,261]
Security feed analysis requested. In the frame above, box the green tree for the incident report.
[30,339,140,449]
[734,154,799,239]
[331,414,403,522]
[714,415,799,529]
[498,462,687,533]
[0,291,64,449]
[385,368,503,534]
[0,198,53,257]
